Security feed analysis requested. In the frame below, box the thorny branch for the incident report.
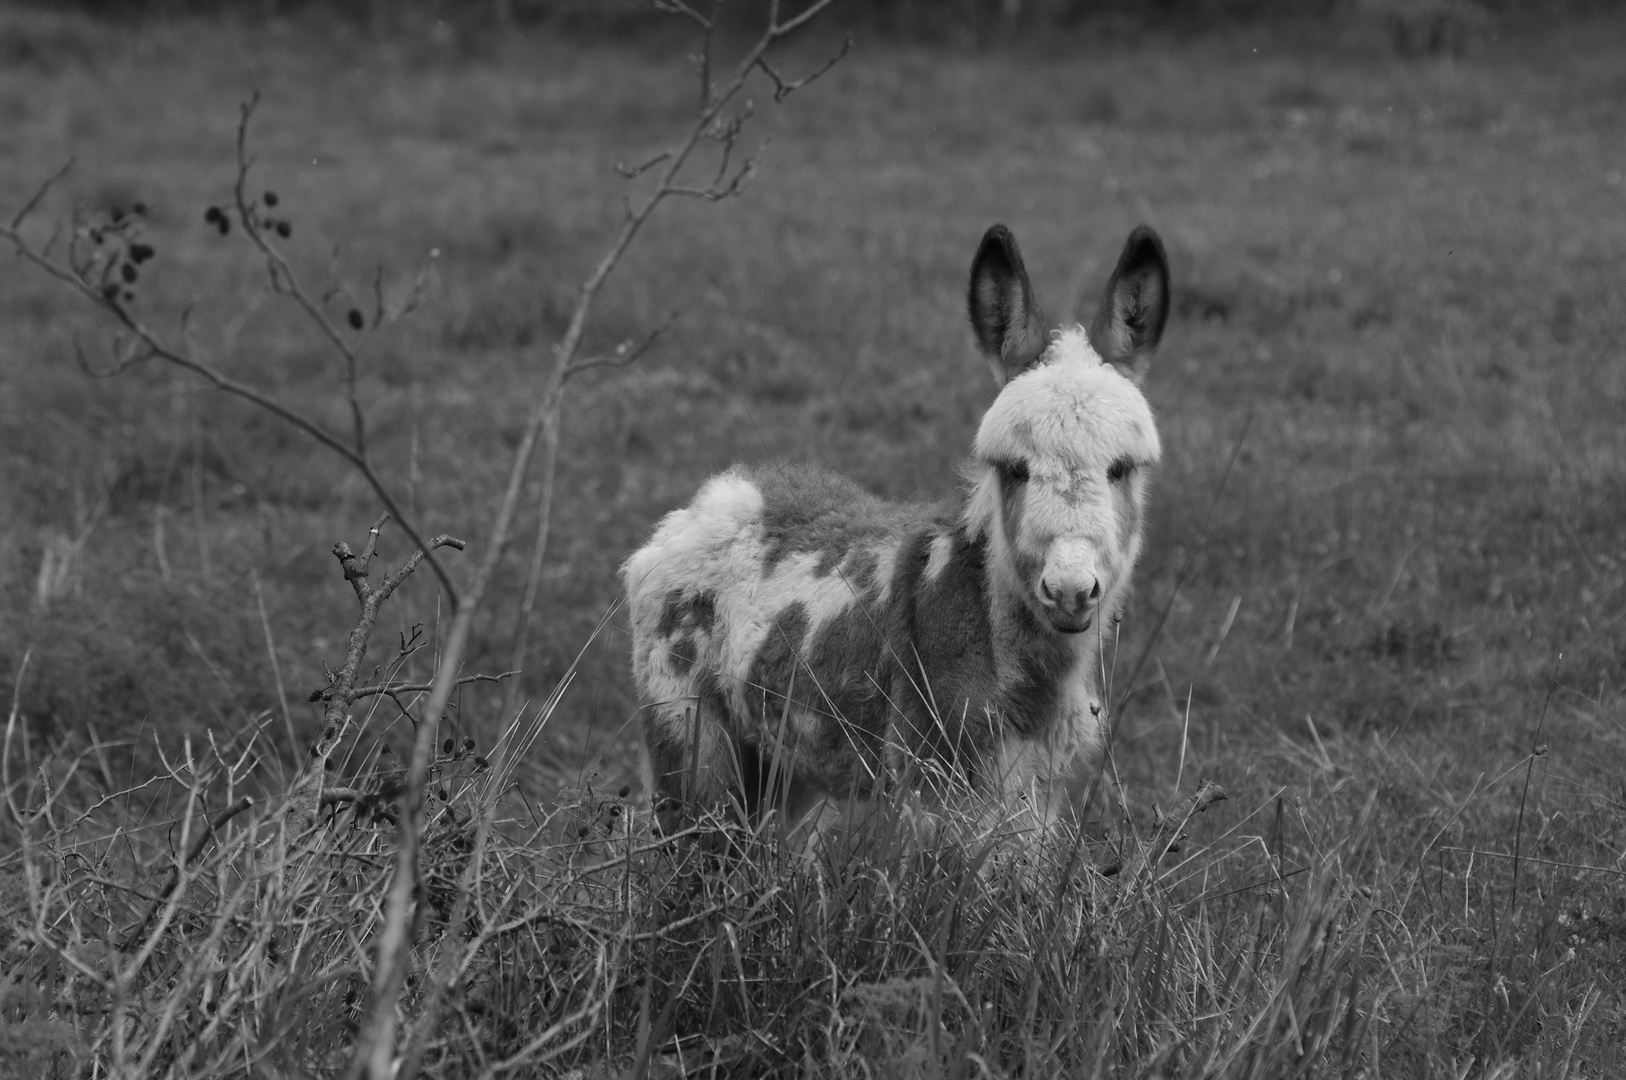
[0,101,454,601]
[320,515,466,755]
[231,92,366,459]
[498,0,844,728]
[274,518,466,865]
[381,6,847,1079]
[0,4,841,1076]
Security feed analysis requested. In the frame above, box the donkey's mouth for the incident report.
[1045,612,1093,635]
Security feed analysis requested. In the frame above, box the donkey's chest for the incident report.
[1044,657,1107,760]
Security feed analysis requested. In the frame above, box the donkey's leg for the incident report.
[990,736,1063,840]
[641,686,735,835]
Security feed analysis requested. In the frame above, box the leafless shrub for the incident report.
[2,3,852,1075]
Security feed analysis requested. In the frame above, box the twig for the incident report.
[120,795,256,951]
[653,0,713,30]
[1510,653,1560,914]
[345,671,517,702]
[9,158,73,231]
[274,524,465,871]
[756,33,851,102]
[562,318,671,378]
[357,8,847,1079]
[0,209,458,604]
[1109,778,1228,885]
[616,151,673,179]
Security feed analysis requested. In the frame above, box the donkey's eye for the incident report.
[1106,458,1133,483]
[999,460,1030,485]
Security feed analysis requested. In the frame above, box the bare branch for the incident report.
[275,523,468,875]
[757,33,850,102]
[666,147,762,202]
[0,166,459,602]
[564,319,671,380]
[333,527,464,615]
[652,0,712,30]
[770,0,842,37]
[349,5,846,1075]
[231,92,371,461]
[120,795,255,951]
[615,151,673,179]
[358,512,391,569]
[10,158,74,231]
[348,670,517,702]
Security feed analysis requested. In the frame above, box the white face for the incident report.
[969,329,1161,634]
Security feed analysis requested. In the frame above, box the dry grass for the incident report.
[1,4,1625,1075]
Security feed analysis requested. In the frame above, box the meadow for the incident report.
[1,3,1624,1076]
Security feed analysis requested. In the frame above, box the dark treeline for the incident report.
[13,0,1609,40]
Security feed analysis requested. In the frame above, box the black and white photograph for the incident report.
[1,0,1622,1075]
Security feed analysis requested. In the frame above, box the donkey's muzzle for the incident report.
[1039,575,1100,632]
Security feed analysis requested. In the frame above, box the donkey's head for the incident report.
[964,225,1170,635]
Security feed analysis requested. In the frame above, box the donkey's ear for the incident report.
[968,225,1049,385]
[1088,225,1170,382]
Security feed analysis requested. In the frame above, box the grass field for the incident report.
[2,4,1625,1076]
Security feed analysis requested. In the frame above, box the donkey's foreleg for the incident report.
[641,691,735,835]
[989,737,1069,840]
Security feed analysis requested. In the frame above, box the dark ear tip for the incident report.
[974,223,1020,269]
[1121,225,1169,273]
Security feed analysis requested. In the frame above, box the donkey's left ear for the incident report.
[1088,225,1170,383]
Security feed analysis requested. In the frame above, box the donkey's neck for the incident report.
[970,536,1105,747]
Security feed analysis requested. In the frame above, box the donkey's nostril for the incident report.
[1040,578,1099,616]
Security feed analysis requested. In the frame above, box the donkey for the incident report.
[622,223,1170,840]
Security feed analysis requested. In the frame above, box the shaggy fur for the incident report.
[623,224,1171,836]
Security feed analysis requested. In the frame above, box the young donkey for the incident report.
[623,224,1170,839]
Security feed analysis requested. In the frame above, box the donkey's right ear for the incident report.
[968,225,1049,385]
